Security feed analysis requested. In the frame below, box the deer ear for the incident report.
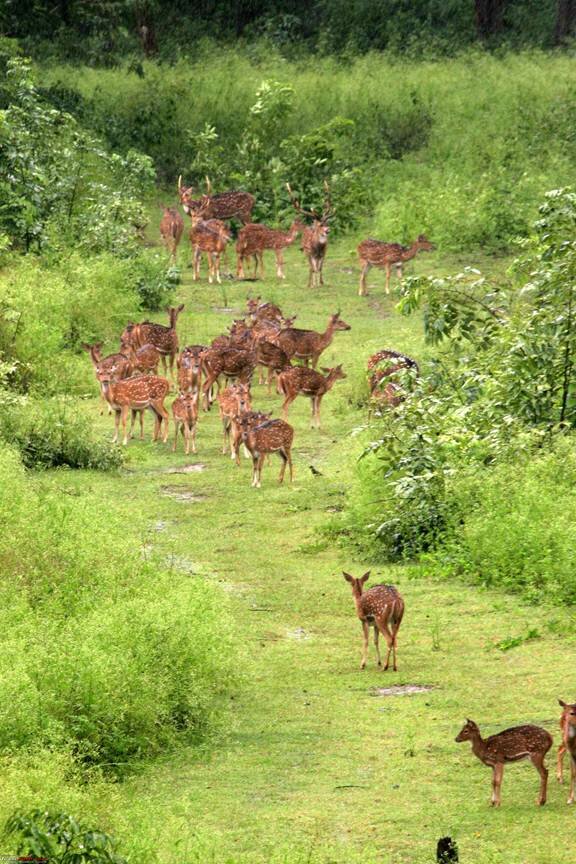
[321,367,331,373]
[361,571,370,583]
[559,699,568,707]
[342,572,353,583]
[178,304,185,312]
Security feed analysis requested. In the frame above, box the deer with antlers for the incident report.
[121,305,184,379]
[238,415,294,488]
[159,206,184,263]
[343,572,404,671]
[278,364,346,428]
[272,312,351,369]
[557,700,576,803]
[172,390,199,455]
[357,235,435,296]
[287,182,333,289]
[178,176,255,224]
[236,219,303,280]
[455,719,553,807]
[97,371,170,446]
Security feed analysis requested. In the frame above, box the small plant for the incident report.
[5,810,126,864]
[493,628,541,652]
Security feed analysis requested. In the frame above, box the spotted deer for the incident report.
[557,700,576,803]
[189,214,231,284]
[239,416,294,488]
[178,176,255,224]
[358,234,435,296]
[217,383,252,459]
[272,312,351,368]
[236,220,303,280]
[121,305,184,378]
[172,390,199,455]
[82,342,132,416]
[255,341,292,393]
[455,719,553,807]
[230,409,272,465]
[367,349,419,408]
[278,364,346,428]
[246,298,285,323]
[159,206,184,262]
[177,345,204,394]
[343,572,404,671]
[287,182,333,289]
[201,347,256,410]
[96,371,170,446]
[122,342,161,376]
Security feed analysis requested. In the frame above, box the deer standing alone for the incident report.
[343,572,404,671]
[236,220,303,280]
[557,699,576,803]
[272,312,351,368]
[357,235,435,296]
[159,206,184,263]
[121,305,184,379]
[287,182,333,289]
[278,365,346,428]
[455,719,553,807]
[178,176,255,224]
[239,416,294,488]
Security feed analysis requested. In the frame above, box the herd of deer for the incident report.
[159,177,434,294]
[95,177,576,811]
[83,300,352,487]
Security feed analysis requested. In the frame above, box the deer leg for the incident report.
[360,620,369,670]
[286,446,293,482]
[373,626,382,668]
[121,405,130,446]
[276,251,284,279]
[376,614,395,671]
[259,252,265,280]
[308,262,313,289]
[310,396,317,429]
[112,409,121,444]
[138,409,145,440]
[558,744,566,784]
[396,261,403,281]
[278,450,288,484]
[385,264,391,295]
[492,764,504,806]
[214,252,221,284]
[568,756,576,805]
[319,261,324,286]
[184,422,191,456]
[281,393,297,421]
[359,261,370,296]
[531,752,549,806]
[159,404,169,443]
[315,395,323,430]
[172,418,179,452]
[222,416,230,454]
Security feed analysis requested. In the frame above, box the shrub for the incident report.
[5,810,126,864]
[0,398,123,470]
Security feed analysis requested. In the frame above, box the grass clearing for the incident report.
[19,238,573,864]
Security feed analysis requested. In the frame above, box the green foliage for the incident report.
[5,810,126,864]
[0,57,154,253]
[0,442,239,768]
[0,399,123,470]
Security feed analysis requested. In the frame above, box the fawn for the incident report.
[239,416,294,488]
[122,341,160,376]
[246,297,285,323]
[557,700,576,803]
[236,220,303,280]
[177,345,203,394]
[159,205,184,262]
[357,234,435,296]
[189,214,231,284]
[172,390,199,455]
[287,182,333,289]
[230,409,272,465]
[120,305,184,378]
[217,383,252,459]
[278,364,346,428]
[455,719,553,807]
[343,572,404,671]
[97,371,170,446]
[273,312,351,369]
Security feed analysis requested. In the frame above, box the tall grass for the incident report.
[43,50,576,249]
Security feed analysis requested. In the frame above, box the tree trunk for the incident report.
[555,0,576,43]
[475,0,505,39]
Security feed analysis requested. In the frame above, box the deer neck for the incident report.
[352,591,364,618]
[320,320,337,350]
[324,371,339,391]
[469,730,487,761]
[403,242,421,262]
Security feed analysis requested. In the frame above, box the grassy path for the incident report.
[69,245,573,864]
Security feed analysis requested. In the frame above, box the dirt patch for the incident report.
[211,306,241,313]
[163,463,207,475]
[286,627,310,641]
[371,684,435,697]
[160,485,206,503]
[151,520,169,532]
[366,297,391,320]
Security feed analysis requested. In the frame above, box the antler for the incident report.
[178,174,183,192]
[286,183,320,220]
[205,176,213,195]
[322,179,335,222]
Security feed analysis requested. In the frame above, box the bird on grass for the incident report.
[309,465,323,477]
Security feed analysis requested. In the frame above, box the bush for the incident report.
[0,398,123,470]
[130,250,179,311]
[0,443,239,768]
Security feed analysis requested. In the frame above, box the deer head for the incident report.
[343,571,370,598]
[416,234,435,252]
[455,719,480,742]
[331,312,351,331]
[321,364,347,383]
[559,700,576,727]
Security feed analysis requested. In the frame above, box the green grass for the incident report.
[7,236,570,864]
